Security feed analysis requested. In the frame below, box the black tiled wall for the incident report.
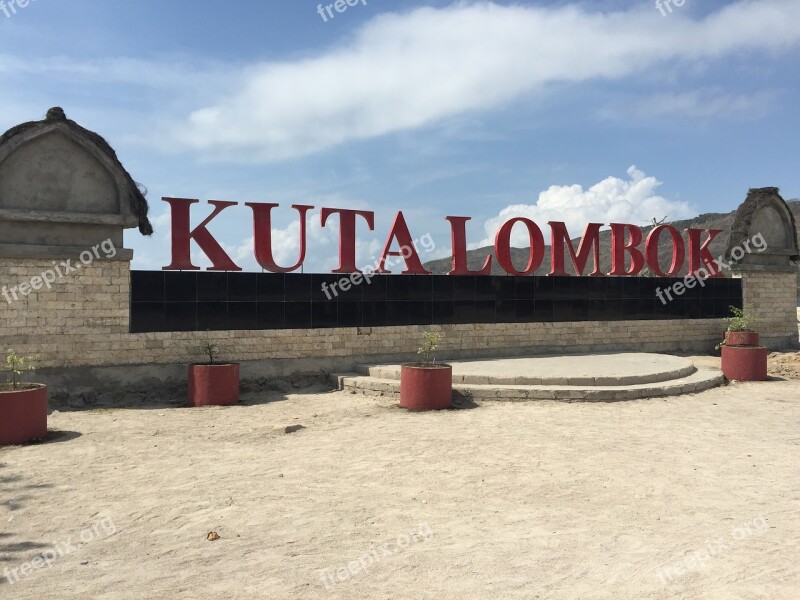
[130,271,743,333]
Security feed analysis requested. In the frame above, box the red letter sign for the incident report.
[609,223,645,276]
[376,212,431,274]
[446,216,492,275]
[549,222,603,276]
[645,225,685,276]
[246,203,314,273]
[320,208,375,273]
[686,228,723,277]
[494,218,545,276]
[162,198,241,271]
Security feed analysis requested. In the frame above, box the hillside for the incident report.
[424,200,800,293]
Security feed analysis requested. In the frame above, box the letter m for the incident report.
[548,222,603,276]
[162,198,242,271]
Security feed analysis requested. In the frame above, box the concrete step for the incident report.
[354,353,697,386]
[331,368,724,403]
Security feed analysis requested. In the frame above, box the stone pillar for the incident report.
[726,187,799,349]
[0,108,152,366]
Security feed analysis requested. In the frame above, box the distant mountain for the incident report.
[423,200,800,296]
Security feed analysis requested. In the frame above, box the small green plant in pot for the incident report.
[187,333,240,407]
[0,349,48,445]
[400,331,452,411]
[717,305,758,349]
[717,305,767,381]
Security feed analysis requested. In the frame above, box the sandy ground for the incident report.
[2,357,800,599]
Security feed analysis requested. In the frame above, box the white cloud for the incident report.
[170,0,800,162]
[474,166,695,248]
[603,88,776,120]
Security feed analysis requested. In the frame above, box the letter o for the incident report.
[731,247,745,261]
[80,250,93,265]
[396,534,410,549]
[336,567,350,581]
[494,218,544,276]
[645,225,685,276]
[80,529,94,544]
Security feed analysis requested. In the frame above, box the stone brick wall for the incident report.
[0,258,795,380]
[737,271,798,347]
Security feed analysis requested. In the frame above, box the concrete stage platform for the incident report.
[333,353,724,403]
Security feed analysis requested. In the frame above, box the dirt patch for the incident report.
[769,351,800,379]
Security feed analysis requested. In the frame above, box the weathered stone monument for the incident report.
[726,187,799,348]
[0,107,152,260]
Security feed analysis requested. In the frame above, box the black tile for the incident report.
[570,277,592,299]
[686,300,702,319]
[515,299,536,322]
[197,272,228,302]
[533,299,554,322]
[387,276,410,300]
[533,277,554,300]
[453,276,476,301]
[257,302,285,329]
[362,301,387,327]
[338,302,363,327]
[363,275,388,301]
[131,271,165,302]
[551,277,572,300]
[476,299,497,323]
[606,276,625,299]
[130,302,164,333]
[570,299,590,321]
[312,302,338,328]
[453,300,476,323]
[588,277,607,299]
[622,276,641,298]
[408,276,433,301]
[386,301,410,326]
[408,301,433,326]
[476,277,514,301]
[553,300,571,322]
[493,300,514,323]
[432,301,455,324]
[165,272,197,302]
[665,299,687,320]
[431,276,454,301]
[257,273,285,302]
[165,302,196,331]
[229,302,259,330]
[228,273,258,302]
[515,277,536,300]
[715,299,738,319]
[336,274,365,302]
[700,298,717,319]
[312,274,342,302]
[285,274,313,302]
[285,302,312,328]
[197,302,228,330]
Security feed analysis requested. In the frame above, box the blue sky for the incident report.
[1,0,798,272]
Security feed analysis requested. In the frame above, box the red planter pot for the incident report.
[0,385,48,445]
[724,331,759,347]
[399,364,453,411]
[188,364,240,407]
[721,346,768,382]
